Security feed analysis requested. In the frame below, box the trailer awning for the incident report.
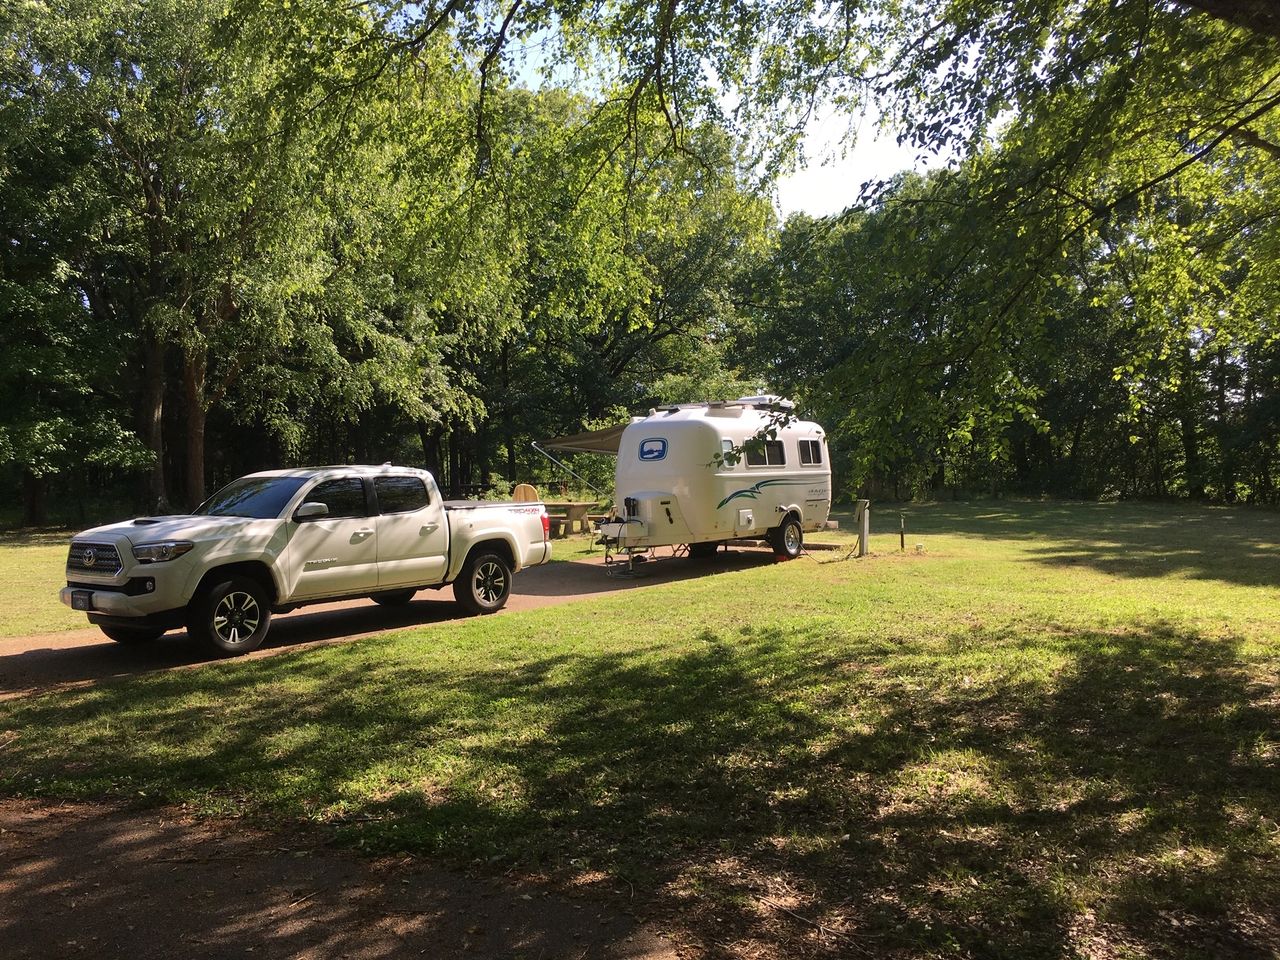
[541,423,627,455]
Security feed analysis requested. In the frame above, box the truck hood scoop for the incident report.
[132,515,190,525]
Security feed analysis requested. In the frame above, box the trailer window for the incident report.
[745,439,786,467]
[799,440,823,465]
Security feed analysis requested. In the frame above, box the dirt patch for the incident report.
[0,798,679,959]
[0,548,778,701]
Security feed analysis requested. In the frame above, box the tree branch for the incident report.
[1174,0,1280,40]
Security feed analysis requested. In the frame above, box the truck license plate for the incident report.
[71,589,93,611]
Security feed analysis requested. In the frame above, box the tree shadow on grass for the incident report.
[2,619,1278,958]
[866,501,1280,588]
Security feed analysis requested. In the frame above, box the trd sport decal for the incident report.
[716,479,811,510]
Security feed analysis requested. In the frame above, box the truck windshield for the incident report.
[196,476,309,519]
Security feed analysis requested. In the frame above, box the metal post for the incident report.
[855,499,870,557]
[900,513,905,552]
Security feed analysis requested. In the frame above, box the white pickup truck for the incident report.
[59,465,551,655]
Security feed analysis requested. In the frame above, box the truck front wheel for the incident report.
[453,551,512,615]
[188,575,272,655]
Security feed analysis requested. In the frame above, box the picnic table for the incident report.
[545,501,597,536]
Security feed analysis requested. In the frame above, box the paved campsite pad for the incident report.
[0,547,780,701]
[0,798,679,960]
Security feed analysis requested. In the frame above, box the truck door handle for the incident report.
[423,522,439,534]
[352,528,374,539]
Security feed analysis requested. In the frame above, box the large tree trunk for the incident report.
[1066,408,1088,492]
[501,345,516,481]
[1177,345,1205,499]
[1177,0,1280,40]
[22,470,48,527]
[183,350,207,507]
[142,334,170,512]
[1179,412,1205,499]
[476,426,490,493]
[1149,418,1167,497]
[418,421,442,477]
[1215,349,1236,501]
[448,429,462,498]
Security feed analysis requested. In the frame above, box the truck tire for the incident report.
[372,589,416,606]
[100,625,165,644]
[688,541,721,559]
[769,515,803,560]
[188,575,272,656]
[453,551,512,615]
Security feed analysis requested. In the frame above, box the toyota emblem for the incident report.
[83,548,97,567]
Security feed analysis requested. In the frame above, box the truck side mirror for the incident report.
[294,501,329,521]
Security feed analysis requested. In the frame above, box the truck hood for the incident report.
[75,514,266,545]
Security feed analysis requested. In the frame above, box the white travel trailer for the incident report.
[548,397,832,559]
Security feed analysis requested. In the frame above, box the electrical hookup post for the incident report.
[854,499,870,557]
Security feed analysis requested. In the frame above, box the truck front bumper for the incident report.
[60,586,152,617]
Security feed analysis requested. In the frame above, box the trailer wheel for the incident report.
[688,541,721,559]
[770,515,803,560]
[453,551,512,615]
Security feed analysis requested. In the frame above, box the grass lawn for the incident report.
[2,501,1278,957]
[0,528,84,637]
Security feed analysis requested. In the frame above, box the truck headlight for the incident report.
[132,541,195,563]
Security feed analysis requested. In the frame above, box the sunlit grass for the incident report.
[0,530,80,637]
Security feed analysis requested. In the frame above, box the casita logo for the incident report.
[638,437,668,461]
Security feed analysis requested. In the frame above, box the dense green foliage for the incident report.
[2,0,1278,518]
[1,0,768,518]
[733,0,1280,500]
[740,158,1280,501]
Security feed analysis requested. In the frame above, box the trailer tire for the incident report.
[188,575,272,656]
[770,515,803,560]
[453,551,512,615]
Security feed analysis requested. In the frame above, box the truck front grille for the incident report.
[67,541,123,577]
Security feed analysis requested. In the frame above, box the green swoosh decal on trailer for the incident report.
[716,479,812,510]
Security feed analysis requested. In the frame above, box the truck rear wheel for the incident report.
[770,515,803,560]
[100,625,165,644]
[188,575,272,656]
[453,551,512,615]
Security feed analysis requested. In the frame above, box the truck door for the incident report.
[372,474,449,587]
[287,476,379,599]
